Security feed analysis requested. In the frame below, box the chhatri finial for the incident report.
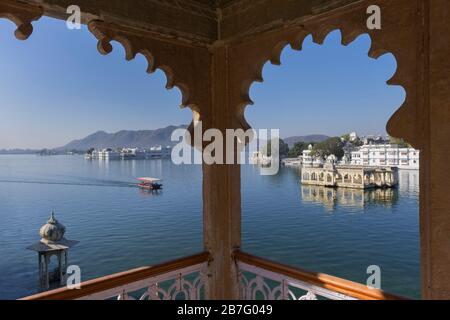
[48,210,56,224]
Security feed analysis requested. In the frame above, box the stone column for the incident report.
[203,46,241,300]
[421,0,450,300]
[44,254,50,290]
[38,253,43,288]
[58,251,63,285]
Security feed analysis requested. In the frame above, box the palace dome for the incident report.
[39,211,66,243]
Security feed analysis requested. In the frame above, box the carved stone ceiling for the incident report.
[17,0,363,45]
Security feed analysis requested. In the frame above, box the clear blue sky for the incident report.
[0,17,405,149]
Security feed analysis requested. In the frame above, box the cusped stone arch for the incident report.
[0,2,210,140]
[86,20,213,141]
[344,174,352,184]
[228,0,424,150]
[353,175,363,184]
[87,20,210,114]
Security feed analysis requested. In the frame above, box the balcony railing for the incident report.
[234,251,405,300]
[22,252,210,300]
[21,251,405,300]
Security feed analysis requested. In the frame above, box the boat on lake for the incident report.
[137,177,163,190]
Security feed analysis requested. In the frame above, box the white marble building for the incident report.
[302,144,323,167]
[351,144,419,170]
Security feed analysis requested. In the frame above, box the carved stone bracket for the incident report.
[0,0,43,40]
[227,0,425,149]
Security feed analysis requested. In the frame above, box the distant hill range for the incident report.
[0,149,39,155]
[284,135,330,147]
[58,125,188,151]
[2,128,329,153]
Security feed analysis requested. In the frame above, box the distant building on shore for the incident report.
[299,132,419,170]
[350,144,419,170]
[361,134,390,145]
[301,144,324,168]
[250,151,272,166]
[85,146,172,160]
[252,132,420,171]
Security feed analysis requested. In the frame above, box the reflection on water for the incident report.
[138,189,164,198]
[398,169,420,194]
[300,170,419,211]
[301,186,399,210]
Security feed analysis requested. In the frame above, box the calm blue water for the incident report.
[0,155,420,299]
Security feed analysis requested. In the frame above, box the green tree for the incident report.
[341,133,363,147]
[262,138,289,158]
[389,136,411,148]
[311,137,345,159]
[341,133,351,142]
[287,141,308,158]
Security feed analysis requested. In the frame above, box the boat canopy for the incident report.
[137,177,162,183]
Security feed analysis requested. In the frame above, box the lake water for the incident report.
[0,155,420,299]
